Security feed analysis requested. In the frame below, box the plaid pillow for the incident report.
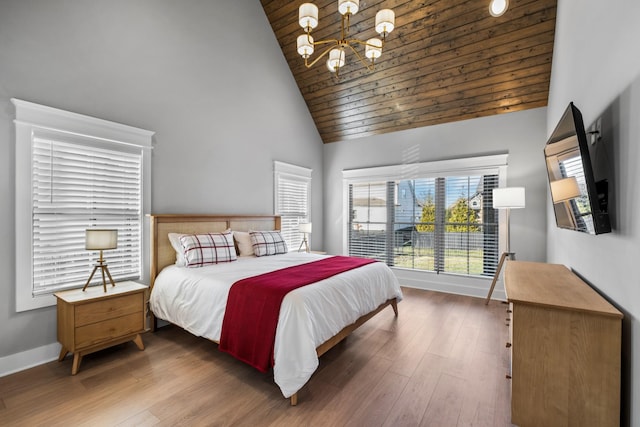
[180,231,237,267]
[249,230,288,257]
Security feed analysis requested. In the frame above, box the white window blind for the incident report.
[32,138,142,295]
[344,156,506,278]
[14,98,154,311]
[274,161,312,251]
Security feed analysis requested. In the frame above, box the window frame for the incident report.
[273,161,312,252]
[342,154,508,277]
[14,99,153,312]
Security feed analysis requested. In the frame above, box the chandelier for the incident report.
[296,1,395,77]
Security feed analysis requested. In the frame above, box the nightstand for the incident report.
[55,281,147,375]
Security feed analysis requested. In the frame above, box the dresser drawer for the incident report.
[75,312,144,348]
[75,293,143,326]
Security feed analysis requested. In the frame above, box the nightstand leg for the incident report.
[58,347,69,362]
[132,334,145,351]
[71,353,83,375]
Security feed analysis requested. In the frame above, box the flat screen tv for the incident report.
[544,102,611,234]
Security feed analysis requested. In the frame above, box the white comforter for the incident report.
[149,252,403,398]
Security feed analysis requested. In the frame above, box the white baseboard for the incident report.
[0,342,60,378]
[392,267,507,301]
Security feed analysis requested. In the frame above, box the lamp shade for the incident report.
[299,3,319,30]
[375,9,395,36]
[338,0,359,15]
[299,222,312,234]
[492,187,525,209]
[86,229,118,250]
[551,177,580,203]
[327,48,345,71]
[365,38,383,60]
[297,34,314,58]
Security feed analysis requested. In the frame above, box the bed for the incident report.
[148,214,402,405]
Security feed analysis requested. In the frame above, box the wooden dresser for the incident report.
[504,261,622,427]
[55,281,147,375]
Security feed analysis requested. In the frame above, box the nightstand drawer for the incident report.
[75,293,143,326]
[75,312,144,348]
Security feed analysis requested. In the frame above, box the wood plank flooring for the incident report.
[0,288,514,426]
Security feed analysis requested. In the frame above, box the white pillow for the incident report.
[168,232,187,267]
[233,231,254,257]
[180,230,237,267]
[249,230,288,257]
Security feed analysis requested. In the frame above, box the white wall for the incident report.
[323,107,548,297]
[0,1,323,369]
[547,1,640,425]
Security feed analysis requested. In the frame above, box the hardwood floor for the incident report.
[0,288,513,426]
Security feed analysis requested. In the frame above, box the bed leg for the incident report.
[391,299,398,317]
[290,393,298,406]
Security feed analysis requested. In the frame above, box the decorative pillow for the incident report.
[249,230,288,257]
[233,231,254,257]
[168,233,187,267]
[180,230,237,267]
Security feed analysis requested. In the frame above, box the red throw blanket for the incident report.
[218,256,376,372]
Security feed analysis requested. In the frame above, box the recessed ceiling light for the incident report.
[489,0,509,17]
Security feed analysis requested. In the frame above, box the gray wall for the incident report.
[547,1,640,425]
[323,107,549,269]
[0,1,323,361]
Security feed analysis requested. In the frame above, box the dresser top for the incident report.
[504,261,622,318]
[54,281,147,304]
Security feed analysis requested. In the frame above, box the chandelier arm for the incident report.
[345,43,375,71]
[304,42,340,69]
[347,38,386,50]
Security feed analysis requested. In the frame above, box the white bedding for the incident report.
[149,252,403,398]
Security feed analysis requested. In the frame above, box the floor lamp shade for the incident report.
[492,187,526,209]
[550,177,580,203]
[86,229,118,250]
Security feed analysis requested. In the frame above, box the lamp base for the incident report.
[298,236,310,253]
[485,252,515,305]
[82,261,116,292]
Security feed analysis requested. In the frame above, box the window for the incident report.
[344,155,507,278]
[14,99,153,311]
[274,161,312,251]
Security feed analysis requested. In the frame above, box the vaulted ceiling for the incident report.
[261,0,557,143]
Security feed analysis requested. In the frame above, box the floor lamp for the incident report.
[485,187,525,304]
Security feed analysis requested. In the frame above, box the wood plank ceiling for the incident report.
[260,0,557,144]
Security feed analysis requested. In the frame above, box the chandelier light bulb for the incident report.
[338,0,359,16]
[489,0,509,17]
[365,38,383,60]
[299,3,319,31]
[375,9,395,37]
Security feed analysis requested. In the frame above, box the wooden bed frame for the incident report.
[148,214,398,405]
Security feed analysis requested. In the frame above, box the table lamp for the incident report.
[83,229,118,292]
[298,222,312,253]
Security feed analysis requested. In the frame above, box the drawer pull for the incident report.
[506,342,512,348]
[506,309,512,313]
[506,374,512,379]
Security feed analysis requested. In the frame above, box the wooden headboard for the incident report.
[149,214,281,289]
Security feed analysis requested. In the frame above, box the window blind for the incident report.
[348,173,500,277]
[274,162,311,251]
[32,137,142,295]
